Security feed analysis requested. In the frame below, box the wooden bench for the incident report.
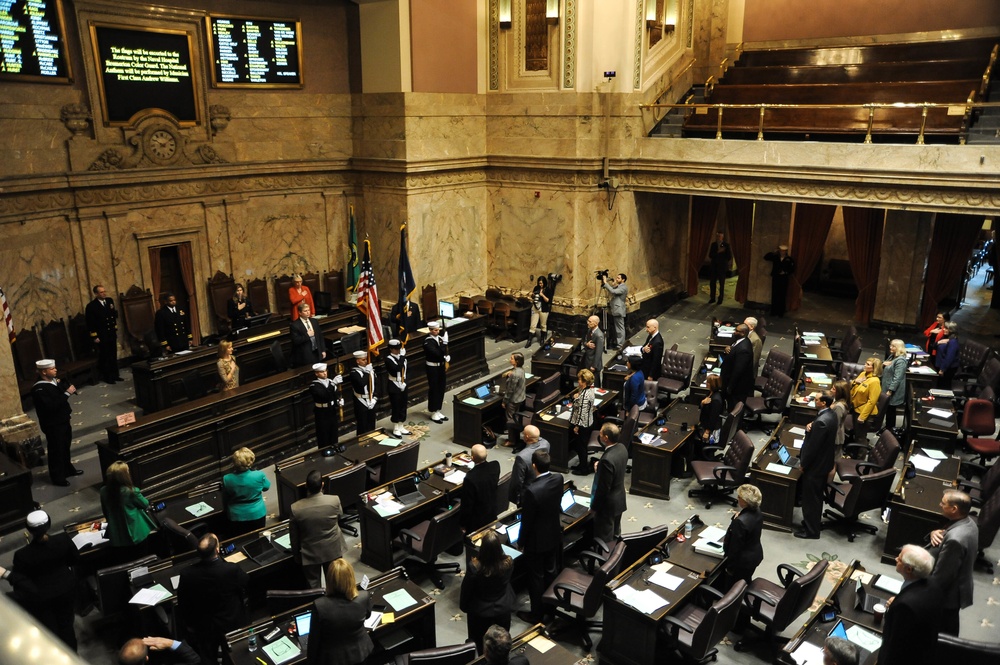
[722,58,987,86]
[41,318,98,388]
[707,80,979,105]
[738,36,997,68]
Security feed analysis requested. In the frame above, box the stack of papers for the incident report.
[379,438,403,447]
[129,584,172,606]
[766,462,792,475]
[72,529,109,550]
[556,410,572,421]
[185,501,213,517]
[372,493,405,517]
[788,426,807,436]
[612,585,670,613]
[383,588,418,611]
[552,342,574,350]
[925,408,953,419]
[462,397,484,406]
[920,448,947,460]
[909,455,941,472]
[263,636,301,665]
[445,470,467,485]
[791,642,825,665]
[274,534,292,550]
[910,365,937,375]
[648,570,685,590]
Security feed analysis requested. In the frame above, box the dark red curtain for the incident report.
[920,213,983,326]
[148,247,162,304]
[177,242,201,346]
[842,207,884,325]
[687,196,722,295]
[725,198,755,304]
[787,203,836,312]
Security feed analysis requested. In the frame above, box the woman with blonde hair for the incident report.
[100,460,157,558]
[308,559,373,665]
[883,339,908,429]
[850,357,882,429]
[222,447,270,534]
[288,273,315,322]
[216,340,239,390]
[718,484,763,589]
[569,368,597,475]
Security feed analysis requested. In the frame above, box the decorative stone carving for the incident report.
[193,144,228,165]
[209,105,231,136]
[60,103,92,137]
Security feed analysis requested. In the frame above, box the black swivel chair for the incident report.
[181,370,207,401]
[369,440,420,488]
[266,588,325,615]
[821,466,897,541]
[325,463,368,537]
[736,560,829,658]
[658,349,695,401]
[394,641,478,665]
[836,428,901,479]
[394,506,464,589]
[496,472,512,514]
[617,523,672,572]
[160,517,206,555]
[664,580,748,664]
[688,431,754,508]
[743,370,793,434]
[94,555,160,617]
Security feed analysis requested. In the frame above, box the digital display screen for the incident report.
[207,15,302,87]
[0,0,71,82]
[91,24,198,125]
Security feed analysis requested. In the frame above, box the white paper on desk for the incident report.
[528,635,557,654]
[873,574,904,595]
[765,463,792,475]
[462,397,484,406]
[921,448,948,460]
[501,544,522,560]
[624,345,643,356]
[445,470,467,485]
[556,410,572,421]
[383,588,419,611]
[525,372,534,379]
[804,353,818,359]
[845,625,883,652]
[717,326,735,333]
[373,504,400,517]
[648,570,685,591]
[909,455,940,472]
[639,433,655,444]
[651,562,674,573]
[129,585,171,606]
[791,641,825,665]
[803,339,820,346]
[174,350,193,355]
[805,372,829,380]
[627,589,670,614]
[72,530,109,550]
[552,343,573,350]
[170,575,181,590]
[910,365,937,375]
[364,611,383,629]
[274,534,292,550]
[929,389,955,398]
[699,525,727,542]
[379,438,403,447]
[185,501,213,517]
[789,426,807,436]
[793,438,804,449]
[716,332,733,339]
[802,332,823,337]
[926,408,953,418]
[574,495,591,508]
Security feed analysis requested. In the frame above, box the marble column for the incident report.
[872,210,933,326]
[0,335,41,456]
[746,200,793,309]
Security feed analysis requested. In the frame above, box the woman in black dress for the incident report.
[460,530,515,653]
[719,483,764,590]
[227,283,254,328]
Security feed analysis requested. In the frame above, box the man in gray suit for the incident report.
[509,425,550,506]
[796,394,837,539]
[289,469,346,588]
[592,423,628,544]
[744,316,763,372]
[580,315,605,386]
[601,272,628,348]
[928,489,978,634]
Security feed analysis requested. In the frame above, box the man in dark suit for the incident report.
[290,470,346,589]
[424,321,449,423]
[290,302,327,368]
[509,425,550,506]
[709,231,732,305]
[580,315,605,387]
[796,394,837,539]
[118,637,200,665]
[31,359,82,486]
[517,450,563,624]
[720,323,754,409]
[349,350,378,435]
[177,533,249,664]
[879,544,941,665]
[640,319,664,381]
[154,292,192,353]
[592,423,627,544]
[85,284,121,383]
[310,363,343,452]
[459,444,501,533]
[928,489,978,634]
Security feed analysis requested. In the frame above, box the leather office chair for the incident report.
[475,299,493,318]
[325,463,368,537]
[961,398,1000,464]
[394,506,464,588]
[958,460,1000,508]
[743,370,793,434]
[485,287,503,300]
[657,349,695,401]
[270,339,288,372]
[821,466,896,541]
[516,372,562,425]
[458,296,475,315]
[591,404,640,456]
[160,517,204,555]
[835,337,864,371]
[541,540,626,650]
[957,357,1000,406]
[973,488,1000,574]
[496,472,512,514]
[936,632,1000,665]
[664,580,747,664]
[618,523,671,572]
[394,641,478,665]
[955,340,991,381]
[755,349,794,394]
[838,361,865,383]
[836,429,901,480]
[369,440,420,488]
[266,588,324,615]
[844,391,889,443]
[688,430,754,508]
[490,301,515,341]
[828,326,857,355]
[637,379,659,427]
[718,402,745,448]
[735,559,829,658]
[95,555,160,616]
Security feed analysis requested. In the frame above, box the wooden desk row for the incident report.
[451,370,541,446]
[532,386,620,471]
[629,401,700,501]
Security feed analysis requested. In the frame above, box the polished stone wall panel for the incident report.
[0,216,80,327]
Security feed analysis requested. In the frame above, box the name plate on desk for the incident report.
[116,412,137,427]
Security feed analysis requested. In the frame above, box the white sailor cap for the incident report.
[312,363,328,372]
[352,351,368,359]
[779,244,789,251]
[428,321,442,329]
[26,510,49,529]
[388,339,402,348]
[36,359,55,370]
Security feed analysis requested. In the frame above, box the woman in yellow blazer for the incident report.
[850,357,883,425]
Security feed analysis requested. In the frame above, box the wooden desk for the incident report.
[881,462,956,564]
[530,336,580,393]
[132,306,361,413]
[630,401,699,500]
[598,519,723,665]
[749,419,805,532]
[532,387,620,471]
[470,624,580,665]
[799,330,835,372]
[0,453,34,535]
[602,349,629,392]
[224,567,436,665]
[907,387,959,453]
[687,353,719,406]
[708,319,739,354]
[469,293,532,343]
[451,371,540,446]
[789,368,836,425]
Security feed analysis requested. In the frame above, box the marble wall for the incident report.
[873,210,933,326]
[746,200,793,307]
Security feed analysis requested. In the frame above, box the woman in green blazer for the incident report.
[222,447,271,535]
[100,461,157,558]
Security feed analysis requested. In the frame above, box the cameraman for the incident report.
[526,276,553,348]
[601,272,628,347]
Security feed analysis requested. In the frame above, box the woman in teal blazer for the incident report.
[222,447,270,535]
[100,461,157,559]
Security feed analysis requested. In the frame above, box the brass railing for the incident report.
[639,97,1000,144]
[639,59,697,135]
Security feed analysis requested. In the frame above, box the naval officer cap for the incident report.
[353,351,368,359]
[779,244,789,251]
[36,359,55,370]
[388,339,401,348]
[312,363,328,372]
[428,321,442,329]
[26,510,50,529]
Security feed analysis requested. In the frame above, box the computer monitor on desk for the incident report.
[439,301,455,320]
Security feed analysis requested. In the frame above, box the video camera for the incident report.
[595,269,610,281]
[548,272,563,285]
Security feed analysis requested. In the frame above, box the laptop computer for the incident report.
[474,384,492,400]
[828,618,880,662]
[294,611,311,651]
[777,445,801,469]
[855,580,888,613]
[439,300,456,320]
[241,537,285,566]
[392,478,424,505]
[506,519,522,547]
[561,488,589,519]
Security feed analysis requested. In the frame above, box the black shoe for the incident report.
[516,610,542,625]
[69,469,84,476]
[52,479,70,487]
[793,529,819,540]
[571,465,588,476]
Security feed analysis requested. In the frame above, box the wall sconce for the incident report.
[499,0,512,29]
[546,0,559,25]
[645,0,658,29]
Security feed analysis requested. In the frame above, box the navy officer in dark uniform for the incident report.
[310,362,344,453]
[385,339,411,437]
[154,292,192,353]
[31,359,83,486]
[85,284,121,383]
[349,350,378,436]
[424,321,449,423]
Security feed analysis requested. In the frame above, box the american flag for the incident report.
[356,240,384,354]
[0,286,13,344]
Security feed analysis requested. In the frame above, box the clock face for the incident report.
[144,127,180,164]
